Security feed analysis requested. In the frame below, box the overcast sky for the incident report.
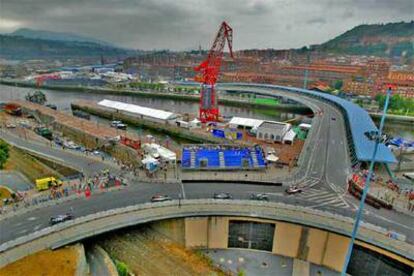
[1,0,412,50]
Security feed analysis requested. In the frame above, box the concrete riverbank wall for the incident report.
[71,100,229,144]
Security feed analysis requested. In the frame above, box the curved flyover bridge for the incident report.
[0,84,412,272]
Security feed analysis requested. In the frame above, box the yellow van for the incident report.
[35,177,63,191]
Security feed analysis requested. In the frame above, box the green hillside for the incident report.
[0,35,135,60]
[318,21,414,57]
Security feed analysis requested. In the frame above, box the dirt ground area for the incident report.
[238,129,305,165]
[97,227,227,276]
[0,245,81,276]
[0,186,13,206]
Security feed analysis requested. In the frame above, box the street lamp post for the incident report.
[341,85,393,275]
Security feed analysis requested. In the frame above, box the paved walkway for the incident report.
[0,171,32,191]
[201,249,340,276]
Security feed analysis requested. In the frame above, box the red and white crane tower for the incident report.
[194,21,233,122]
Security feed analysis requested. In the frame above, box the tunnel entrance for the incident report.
[228,221,275,251]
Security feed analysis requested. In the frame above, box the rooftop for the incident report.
[98,99,177,121]
[258,121,290,130]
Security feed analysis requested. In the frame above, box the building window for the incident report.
[258,133,263,139]
[264,133,268,140]
[271,134,275,140]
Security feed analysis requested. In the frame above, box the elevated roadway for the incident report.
[0,84,412,266]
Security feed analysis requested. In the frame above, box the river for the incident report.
[0,84,412,141]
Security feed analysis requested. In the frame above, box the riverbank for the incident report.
[0,79,310,112]
[370,112,414,125]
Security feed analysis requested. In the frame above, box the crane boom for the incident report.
[195,21,233,122]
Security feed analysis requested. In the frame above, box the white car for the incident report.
[151,195,172,202]
[285,186,303,194]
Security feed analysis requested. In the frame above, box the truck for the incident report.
[35,177,63,191]
[4,103,22,116]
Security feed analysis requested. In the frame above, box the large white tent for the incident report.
[98,99,178,122]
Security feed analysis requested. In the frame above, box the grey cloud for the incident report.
[306,17,327,25]
[0,0,412,50]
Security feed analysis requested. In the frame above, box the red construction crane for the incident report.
[194,21,233,122]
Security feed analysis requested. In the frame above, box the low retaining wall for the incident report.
[0,200,412,267]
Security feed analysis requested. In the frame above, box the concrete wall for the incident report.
[305,228,329,265]
[207,217,228,249]
[185,217,208,248]
[52,120,141,167]
[180,217,412,273]
[273,222,302,257]
[151,219,185,245]
[321,233,349,271]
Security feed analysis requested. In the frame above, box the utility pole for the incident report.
[303,48,310,90]
[341,85,393,275]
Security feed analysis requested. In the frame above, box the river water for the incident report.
[0,84,412,141]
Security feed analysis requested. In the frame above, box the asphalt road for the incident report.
[0,86,413,249]
[0,129,121,177]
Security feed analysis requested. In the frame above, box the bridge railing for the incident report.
[1,199,411,267]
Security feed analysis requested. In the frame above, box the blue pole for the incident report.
[341,87,392,275]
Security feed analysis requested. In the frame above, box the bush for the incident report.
[115,260,130,276]
[0,140,9,169]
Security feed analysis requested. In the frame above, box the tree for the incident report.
[0,140,10,169]
[334,80,343,90]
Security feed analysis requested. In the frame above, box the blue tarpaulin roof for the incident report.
[219,83,397,164]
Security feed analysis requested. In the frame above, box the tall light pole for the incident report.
[341,85,393,275]
[303,47,310,90]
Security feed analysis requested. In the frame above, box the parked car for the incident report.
[64,141,81,150]
[151,194,172,202]
[5,123,16,128]
[46,104,57,110]
[250,193,269,201]
[285,185,303,195]
[110,120,127,130]
[213,192,232,199]
[49,213,74,225]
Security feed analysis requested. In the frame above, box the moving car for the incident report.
[250,193,269,201]
[285,185,302,194]
[151,194,172,202]
[213,192,232,199]
[49,213,74,225]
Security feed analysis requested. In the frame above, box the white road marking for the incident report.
[180,182,186,199]
[27,216,37,221]
[18,229,28,234]
[34,224,42,231]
